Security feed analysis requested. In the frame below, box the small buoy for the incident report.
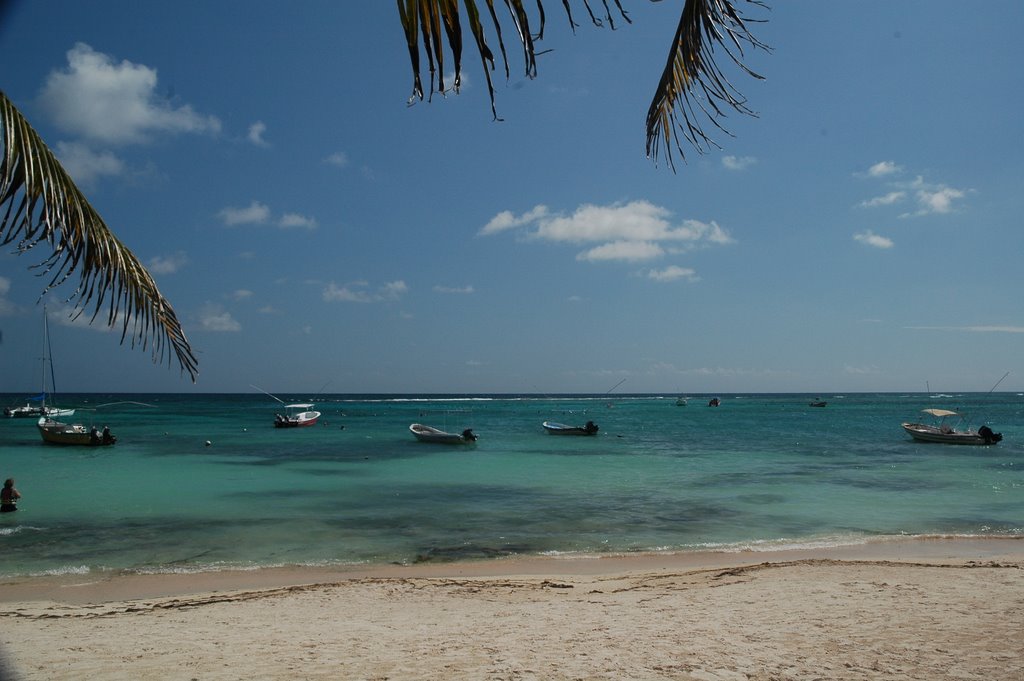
[205,440,212,447]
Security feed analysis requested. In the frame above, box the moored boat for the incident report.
[274,404,321,428]
[4,399,75,419]
[542,420,599,435]
[37,418,116,446]
[410,423,477,444]
[901,409,1002,445]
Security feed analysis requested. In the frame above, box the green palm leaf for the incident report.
[1,90,198,382]
[398,0,767,168]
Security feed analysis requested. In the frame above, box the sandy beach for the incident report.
[1,537,1021,680]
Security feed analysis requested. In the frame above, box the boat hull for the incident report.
[274,411,321,427]
[901,423,995,445]
[5,405,75,418]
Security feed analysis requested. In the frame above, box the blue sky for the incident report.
[1,1,1022,395]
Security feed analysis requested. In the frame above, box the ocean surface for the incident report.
[1,392,1021,579]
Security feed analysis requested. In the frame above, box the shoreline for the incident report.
[2,536,1021,680]
[2,535,1020,604]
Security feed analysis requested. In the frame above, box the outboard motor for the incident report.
[978,425,1003,444]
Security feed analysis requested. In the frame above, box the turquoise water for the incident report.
[1,392,1022,578]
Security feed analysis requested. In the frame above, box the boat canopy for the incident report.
[922,408,958,417]
[284,403,314,410]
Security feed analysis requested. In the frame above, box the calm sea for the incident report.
[1,392,1021,578]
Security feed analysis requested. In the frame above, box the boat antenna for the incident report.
[312,380,331,401]
[251,384,285,405]
[986,371,1010,395]
[605,378,627,394]
[964,372,1010,428]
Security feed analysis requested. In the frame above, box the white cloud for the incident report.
[853,230,894,249]
[232,289,253,300]
[219,201,270,226]
[219,202,317,229]
[278,213,318,230]
[905,325,1024,334]
[646,266,699,282]
[844,364,882,375]
[199,304,241,332]
[722,155,757,171]
[433,285,475,294]
[482,201,734,265]
[323,280,408,303]
[910,180,966,216]
[39,42,220,145]
[248,121,268,146]
[859,191,905,208]
[578,240,664,262]
[479,205,550,235]
[324,151,349,167]
[55,141,124,184]
[866,160,901,177]
[147,251,189,274]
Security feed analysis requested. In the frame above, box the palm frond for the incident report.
[1,90,198,382]
[399,0,630,121]
[399,1,767,169]
[645,0,769,170]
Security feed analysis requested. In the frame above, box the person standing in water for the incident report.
[1,478,20,513]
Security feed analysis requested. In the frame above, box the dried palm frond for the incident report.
[645,0,769,170]
[0,90,198,382]
[398,0,767,169]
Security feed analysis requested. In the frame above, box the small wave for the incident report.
[0,525,46,536]
[30,565,91,577]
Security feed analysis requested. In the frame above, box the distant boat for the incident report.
[6,309,75,419]
[707,397,721,407]
[675,397,688,406]
[542,420,599,436]
[4,397,74,419]
[274,404,321,428]
[809,398,827,408]
[410,423,478,444]
[901,408,1002,445]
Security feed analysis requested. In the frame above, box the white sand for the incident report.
[1,538,1022,680]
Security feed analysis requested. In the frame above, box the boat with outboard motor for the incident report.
[901,408,1002,445]
[37,419,116,446]
[542,420,599,435]
[409,423,478,444]
[274,404,321,428]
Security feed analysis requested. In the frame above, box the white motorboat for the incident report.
[274,404,321,428]
[410,423,477,444]
[542,420,599,435]
[901,409,1002,445]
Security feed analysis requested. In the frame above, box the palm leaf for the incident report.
[645,0,768,169]
[398,0,767,168]
[1,90,198,382]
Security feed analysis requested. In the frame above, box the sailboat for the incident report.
[4,310,76,419]
[35,308,117,446]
